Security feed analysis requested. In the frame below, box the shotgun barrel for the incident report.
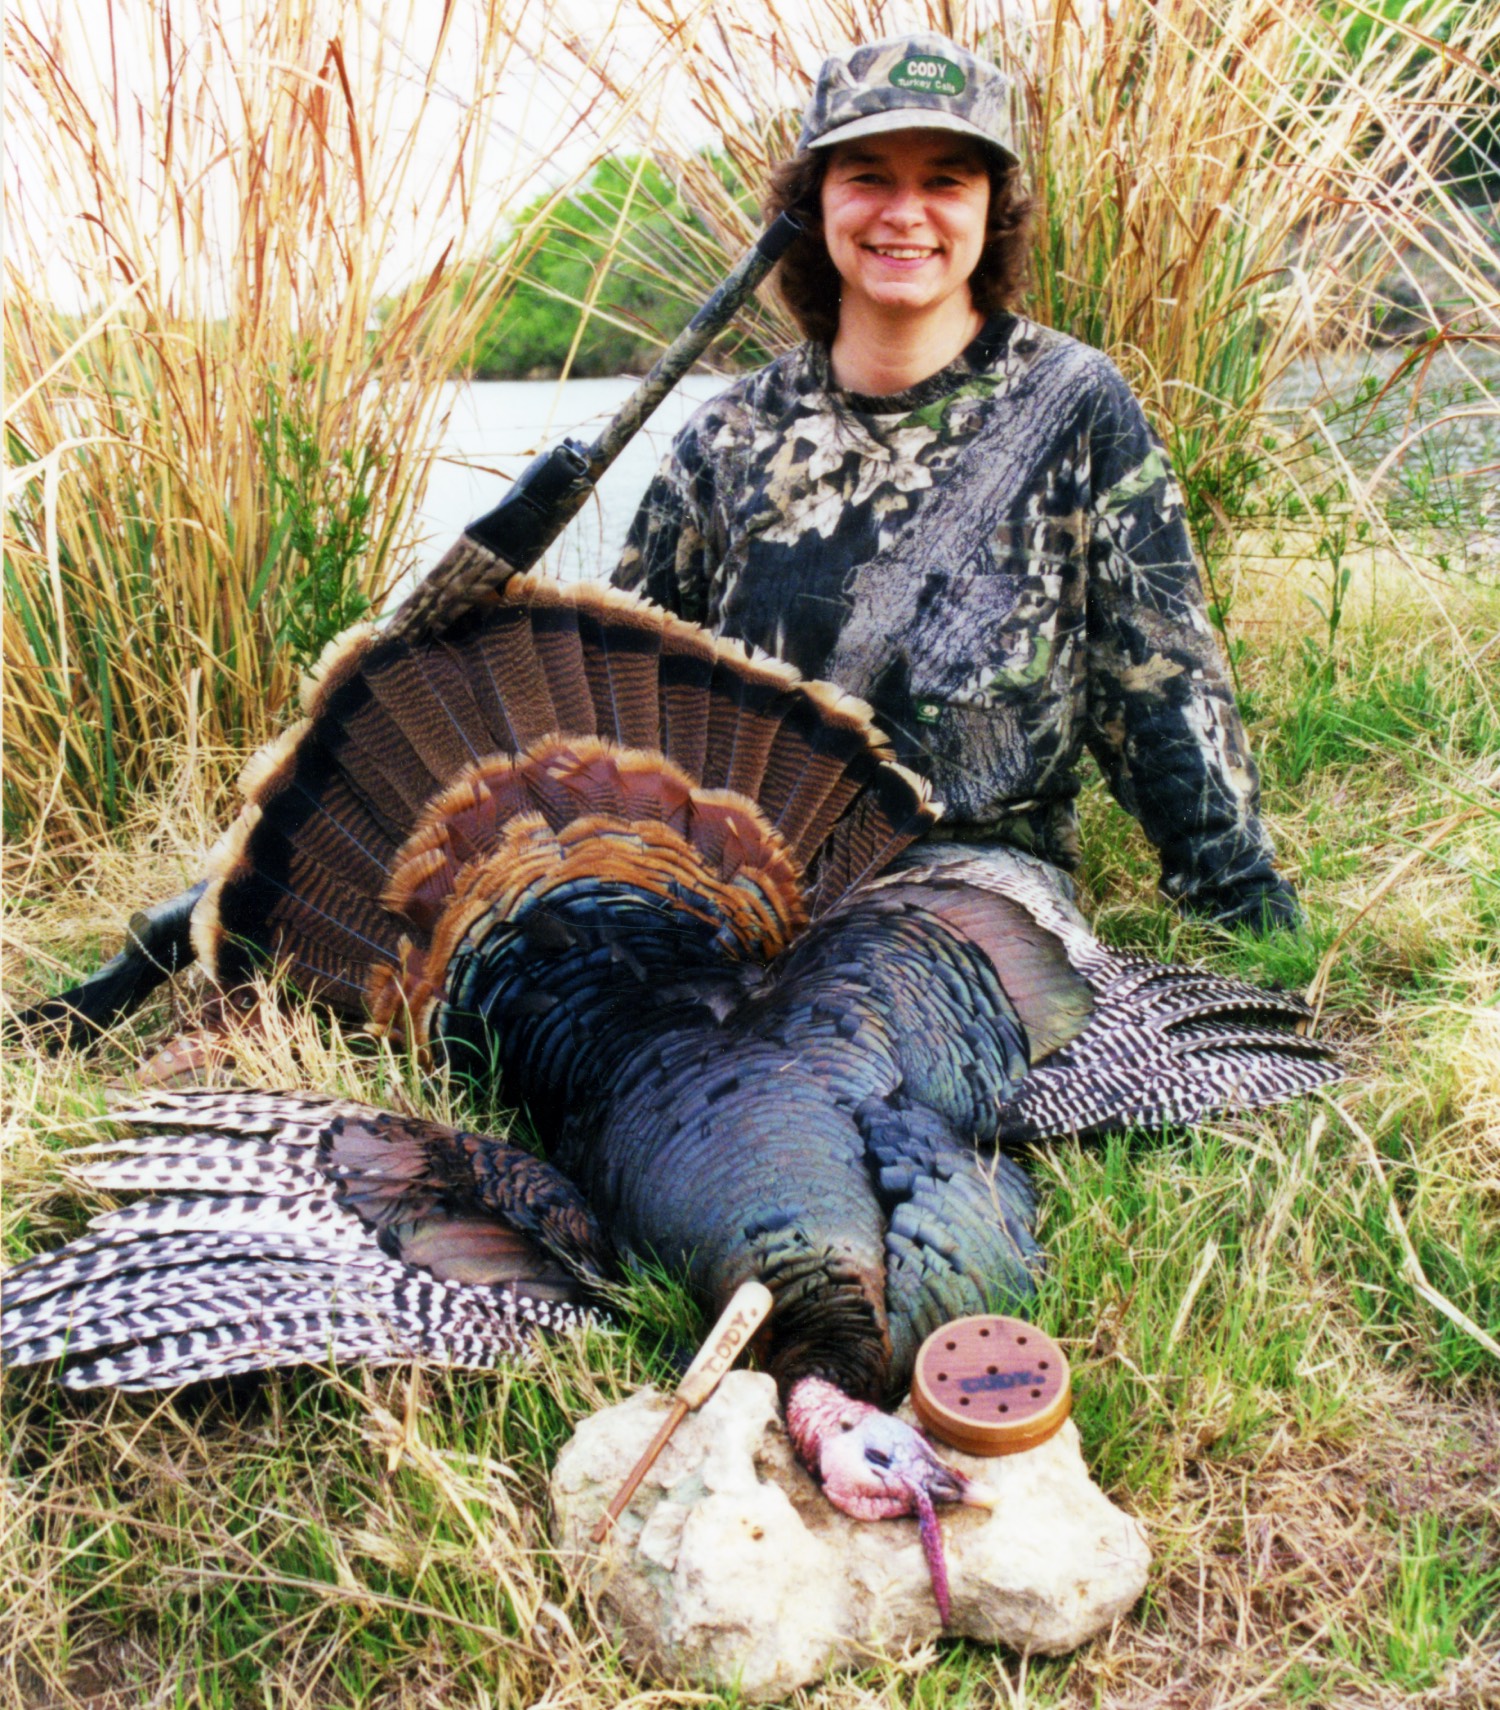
[389,212,800,640]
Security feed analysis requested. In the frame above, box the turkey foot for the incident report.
[130,987,264,1089]
[785,1375,995,1625]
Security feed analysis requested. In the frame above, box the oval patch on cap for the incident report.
[912,1314,1071,1456]
[889,55,967,97]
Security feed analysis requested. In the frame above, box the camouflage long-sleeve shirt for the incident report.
[613,312,1298,927]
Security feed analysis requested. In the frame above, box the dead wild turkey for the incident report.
[3,569,1340,1614]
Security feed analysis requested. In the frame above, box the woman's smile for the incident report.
[865,245,939,266]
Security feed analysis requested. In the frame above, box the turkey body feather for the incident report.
[4,573,1341,1406]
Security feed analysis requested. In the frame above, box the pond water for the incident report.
[407,374,730,588]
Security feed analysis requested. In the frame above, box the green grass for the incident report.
[7,379,1499,1703]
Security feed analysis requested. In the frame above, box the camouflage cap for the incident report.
[797,34,1018,166]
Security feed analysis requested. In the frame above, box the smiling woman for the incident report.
[613,30,1302,937]
[762,108,1034,374]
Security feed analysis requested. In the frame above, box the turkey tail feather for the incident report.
[657,615,717,781]
[574,583,664,751]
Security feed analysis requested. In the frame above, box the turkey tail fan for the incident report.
[192,574,938,1052]
[0,1089,609,1391]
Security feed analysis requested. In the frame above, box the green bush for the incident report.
[462,155,747,379]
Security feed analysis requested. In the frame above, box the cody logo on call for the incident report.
[956,1368,1048,1395]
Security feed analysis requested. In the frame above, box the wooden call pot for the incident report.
[911,1315,1071,1456]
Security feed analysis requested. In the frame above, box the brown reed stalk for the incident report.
[2,0,636,870]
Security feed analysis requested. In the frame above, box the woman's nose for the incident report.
[878,186,924,228]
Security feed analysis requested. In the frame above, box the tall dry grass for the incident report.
[555,0,1499,531]
[2,0,639,870]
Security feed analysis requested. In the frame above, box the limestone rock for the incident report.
[550,1370,1150,1699]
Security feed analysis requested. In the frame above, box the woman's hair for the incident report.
[762,145,1035,346]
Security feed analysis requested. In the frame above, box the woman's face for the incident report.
[820,130,990,323]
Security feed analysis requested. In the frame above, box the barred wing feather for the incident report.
[1,1090,606,1390]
